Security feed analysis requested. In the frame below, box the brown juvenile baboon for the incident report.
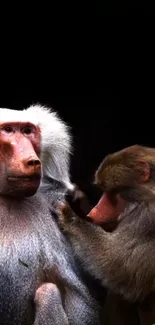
[60,145,155,325]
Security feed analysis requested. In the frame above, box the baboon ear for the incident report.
[137,161,150,182]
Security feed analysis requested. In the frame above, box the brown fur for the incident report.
[59,145,155,324]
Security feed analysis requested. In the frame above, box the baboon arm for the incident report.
[64,215,154,302]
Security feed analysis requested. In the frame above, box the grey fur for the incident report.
[0,106,101,325]
[0,193,101,324]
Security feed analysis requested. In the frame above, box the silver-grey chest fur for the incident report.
[0,192,101,325]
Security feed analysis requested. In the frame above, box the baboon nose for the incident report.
[27,159,41,167]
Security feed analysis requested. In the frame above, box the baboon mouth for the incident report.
[8,175,41,181]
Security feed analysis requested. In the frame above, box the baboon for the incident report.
[60,145,155,325]
[0,105,101,325]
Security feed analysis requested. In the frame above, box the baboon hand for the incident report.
[57,202,79,230]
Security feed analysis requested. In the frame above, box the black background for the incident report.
[0,0,154,189]
[0,87,153,189]
[97,0,155,16]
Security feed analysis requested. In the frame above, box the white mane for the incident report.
[0,104,74,190]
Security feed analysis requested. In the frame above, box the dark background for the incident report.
[0,87,153,191]
[97,0,155,16]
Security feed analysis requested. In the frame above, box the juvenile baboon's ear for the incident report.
[137,161,150,182]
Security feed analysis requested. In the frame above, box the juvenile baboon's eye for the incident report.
[107,191,118,206]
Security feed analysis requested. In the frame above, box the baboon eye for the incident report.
[3,126,13,133]
[108,191,118,205]
[22,126,32,135]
